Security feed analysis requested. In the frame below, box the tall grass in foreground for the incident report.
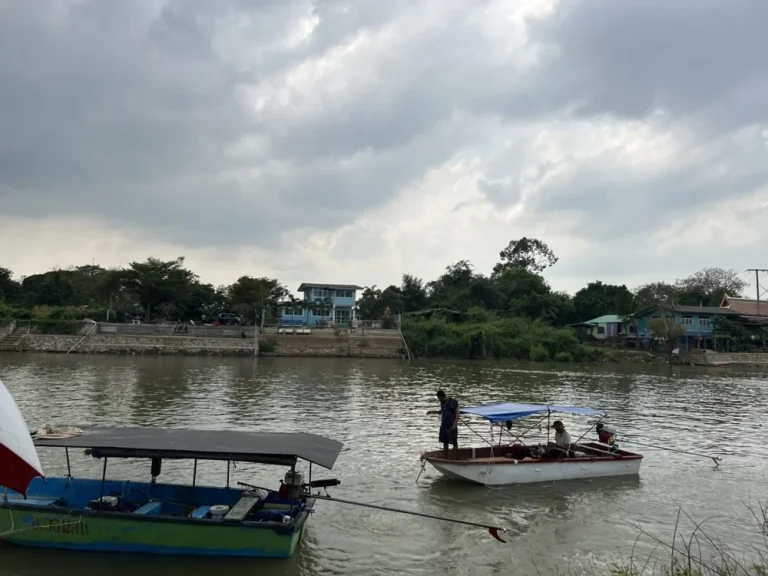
[567,503,768,576]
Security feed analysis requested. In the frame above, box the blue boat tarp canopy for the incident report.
[32,426,344,470]
[460,402,605,424]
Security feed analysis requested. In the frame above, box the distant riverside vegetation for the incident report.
[0,238,753,360]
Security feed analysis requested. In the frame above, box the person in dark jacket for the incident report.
[427,390,460,459]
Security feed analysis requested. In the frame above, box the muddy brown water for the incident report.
[1,354,766,575]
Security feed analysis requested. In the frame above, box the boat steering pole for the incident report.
[620,439,722,469]
[237,482,508,543]
[307,493,508,543]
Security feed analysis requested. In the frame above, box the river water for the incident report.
[0,354,766,576]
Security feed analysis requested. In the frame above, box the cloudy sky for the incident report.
[1,0,767,296]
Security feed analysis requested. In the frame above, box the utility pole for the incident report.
[746,269,768,316]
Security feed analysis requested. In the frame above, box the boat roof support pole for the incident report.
[547,409,551,443]
[65,448,72,478]
[192,459,198,488]
[226,460,230,488]
[463,420,496,449]
[99,458,108,501]
[502,415,547,447]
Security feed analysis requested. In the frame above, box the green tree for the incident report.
[573,281,634,321]
[648,316,686,361]
[426,260,477,311]
[400,274,427,312]
[124,257,198,321]
[18,269,76,307]
[379,285,404,314]
[186,283,228,322]
[675,267,748,305]
[228,276,288,322]
[0,267,20,303]
[357,286,384,320]
[495,267,559,321]
[492,237,558,276]
[633,282,678,309]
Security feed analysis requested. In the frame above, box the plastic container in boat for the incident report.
[209,505,229,521]
[282,515,291,524]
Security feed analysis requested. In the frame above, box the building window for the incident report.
[313,307,328,317]
[597,326,605,335]
[335,290,353,298]
[335,309,351,323]
[284,308,303,316]
[699,317,709,326]
[313,288,333,299]
[629,325,636,333]
[681,316,693,325]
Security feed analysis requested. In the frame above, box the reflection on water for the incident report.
[1,354,767,575]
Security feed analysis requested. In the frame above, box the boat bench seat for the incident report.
[134,501,163,515]
[224,496,260,522]
[8,497,60,507]
[191,505,211,519]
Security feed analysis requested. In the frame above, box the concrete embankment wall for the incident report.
[20,334,257,356]
[679,351,768,366]
[11,331,404,358]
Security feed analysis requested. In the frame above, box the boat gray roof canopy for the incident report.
[32,426,344,470]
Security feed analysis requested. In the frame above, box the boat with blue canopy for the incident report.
[421,401,643,486]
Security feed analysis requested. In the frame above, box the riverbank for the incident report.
[2,321,768,365]
[0,322,405,358]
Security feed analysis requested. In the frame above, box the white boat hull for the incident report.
[422,444,642,486]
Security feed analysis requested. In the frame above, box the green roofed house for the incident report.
[580,315,634,340]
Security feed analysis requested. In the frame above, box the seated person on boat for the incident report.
[542,420,571,458]
[596,422,619,452]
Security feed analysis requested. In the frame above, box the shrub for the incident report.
[400,315,597,361]
[529,344,549,361]
[259,339,277,354]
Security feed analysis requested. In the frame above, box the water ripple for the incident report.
[1,354,767,575]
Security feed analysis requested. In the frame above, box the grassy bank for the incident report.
[401,315,604,361]
[606,504,768,576]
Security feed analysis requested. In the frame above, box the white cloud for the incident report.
[1,0,767,295]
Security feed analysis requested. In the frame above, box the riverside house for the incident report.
[279,283,363,327]
[633,305,742,350]
[580,315,634,340]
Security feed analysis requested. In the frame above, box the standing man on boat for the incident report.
[427,390,460,459]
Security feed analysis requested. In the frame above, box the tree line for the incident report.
[0,238,749,329]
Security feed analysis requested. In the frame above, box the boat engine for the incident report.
[88,495,119,511]
[283,470,304,499]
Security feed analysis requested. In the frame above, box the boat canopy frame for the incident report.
[32,426,344,470]
[460,402,605,424]
[458,402,607,447]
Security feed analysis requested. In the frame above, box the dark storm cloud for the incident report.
[0,0,766,250]
[529,0,768,123]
